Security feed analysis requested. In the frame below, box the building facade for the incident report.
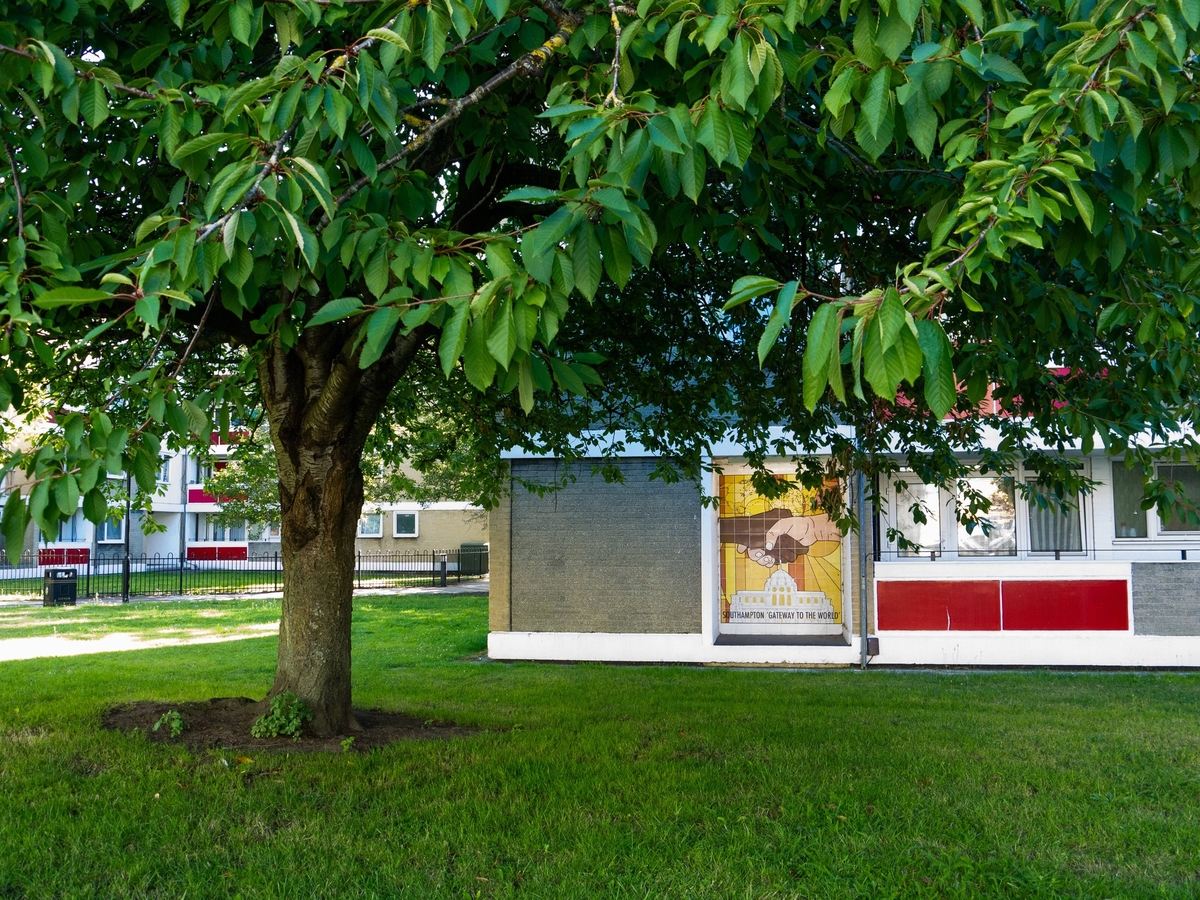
[489,437,1200,668]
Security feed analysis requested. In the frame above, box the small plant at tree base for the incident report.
[340,737,355,753]
[250,692,313,741]
[152,710,185,738]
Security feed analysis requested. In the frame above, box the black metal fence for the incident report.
[0,547,488,602]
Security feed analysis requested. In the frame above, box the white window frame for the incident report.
[1155,464,1200,535]
[888,477,944,559]
[98,515,126,543]
[158,457,171,484]
[393,511,419,538]
[883,464,1094,560]
[1023,479,1086,557]
[358,512,384,538]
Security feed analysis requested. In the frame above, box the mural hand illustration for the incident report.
[761,514,841,556]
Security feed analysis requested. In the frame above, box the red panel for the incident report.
[64,548,90,564]
[38,549,65,566]
[216,546,247,561]
[877,581,1002,631]
[1001,580,1128,631]
[187,546,217,561]
[188,488,216,503]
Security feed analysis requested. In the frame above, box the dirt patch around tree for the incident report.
[102,697,479,753]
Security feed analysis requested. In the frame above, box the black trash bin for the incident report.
[43,568,78,607]
[459,543,489,576]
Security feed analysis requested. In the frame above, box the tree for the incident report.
[2,0,1200,733]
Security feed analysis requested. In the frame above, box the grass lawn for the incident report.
[1,595,1199,899]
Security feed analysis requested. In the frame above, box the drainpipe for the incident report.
[178,450,188,592]
[858,468,869,669]
[122,471,132,603]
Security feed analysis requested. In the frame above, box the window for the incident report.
[250,522,281,541]
[1026,483,1082,553]
[358,513,383,538]
[1111,463,1148,538]
[99,515,125,543]
[193,460,212,483]
[957,477,1016,556]
[894,482,941,557]
[196,515,246,541]
[158,458,171,484]
[394,512,418,538]
[1158,465,1200,532]
[43,509,86,543]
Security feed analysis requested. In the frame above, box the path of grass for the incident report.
[2,594,1199,899]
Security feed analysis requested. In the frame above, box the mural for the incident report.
[718,475,844,634]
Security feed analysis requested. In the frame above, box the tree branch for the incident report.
[195,123,297,242]
[0,138,25,240]
[320,16,582,228]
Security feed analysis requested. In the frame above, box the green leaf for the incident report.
[439,301,470,377]
[165,0,189,28]
[861,68,891,138]
[549,356,587,395]
[181,399,209,437]
[359,307,401,369]
[518,357,535,413]
[726,275,782,310]
[229,0,252,45]
[486,300,517,367]
[877,287,905,350]
[33,287,114,308]
[916,319,955,418]
[80,80,109,130]
[423,7,449,71]
[802,301,839,410]
[757,281,799,365]
[82,488,107,526]
[276,205,318,269]
[664,19,685,68]
[955,0,984,26]
[981,54,1029,84]
[1064,180,1094,231]
[135,294,160,329]
[463,318,497,390]
[172,132,243,161]
[2,490,28,566]
[308,297,364,327]
[366,28,411,49]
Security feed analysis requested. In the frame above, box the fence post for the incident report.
[439,553,447,587]
[274,552,280,592]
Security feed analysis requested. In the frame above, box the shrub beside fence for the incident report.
[0,547,488,601]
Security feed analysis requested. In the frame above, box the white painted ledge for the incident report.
[488,630,1200,668]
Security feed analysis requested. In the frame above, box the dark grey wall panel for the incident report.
[1132,562,1200,635]
[510,459,701,633]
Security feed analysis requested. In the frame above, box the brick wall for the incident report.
[500,459,702,634]
[1132,562,1200,635]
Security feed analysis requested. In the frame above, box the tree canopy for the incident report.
[2,0,1200,730]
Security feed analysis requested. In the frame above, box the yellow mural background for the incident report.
[719,475,843,624]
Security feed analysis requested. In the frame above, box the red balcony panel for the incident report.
[1001,580,1129,631]
[38,549,65,566]
[877,580,1002,631]
[187,546,217,561]
[216,546,247,561]
[188,488,217,503]
[64,548,90,564]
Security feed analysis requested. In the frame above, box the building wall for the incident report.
[1132,562,1200,635]
[504,459,702,634]
[489,493,512,632]
[353,505,488,554]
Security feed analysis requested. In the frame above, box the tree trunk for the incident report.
[258,320,427,736]
[269,441,364,736]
